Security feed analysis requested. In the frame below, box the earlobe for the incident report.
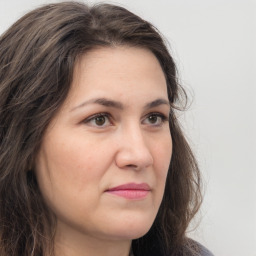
[26,159,34,172]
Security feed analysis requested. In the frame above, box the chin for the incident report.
[106,214,155,240]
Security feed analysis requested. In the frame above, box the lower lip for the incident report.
[106,190,149,199]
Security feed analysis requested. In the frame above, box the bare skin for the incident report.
[35,46,172,256]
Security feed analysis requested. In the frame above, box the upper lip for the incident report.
[106,183,151,191]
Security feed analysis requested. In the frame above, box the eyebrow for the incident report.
[71,97,170,112]
[71,98,123,111]
[144,98,170,109]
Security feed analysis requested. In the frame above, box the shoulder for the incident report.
[132,238,214,256]
[180,239,214,256]
[198,243,214,256]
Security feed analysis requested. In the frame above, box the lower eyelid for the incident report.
[142,113,168,125]
[82,112,168,127]
[82,113,111,125]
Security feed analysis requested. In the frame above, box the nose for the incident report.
[115,125,154,170]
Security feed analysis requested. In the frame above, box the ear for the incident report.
[27,158,34,171]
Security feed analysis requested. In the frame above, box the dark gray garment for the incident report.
[178,239,214,256]
[134,239,214,256]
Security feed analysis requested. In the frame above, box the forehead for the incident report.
[64,46,168,108]
[77,46,164,76]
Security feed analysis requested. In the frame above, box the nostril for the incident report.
[126,164,138,169]
[115,140,153,170]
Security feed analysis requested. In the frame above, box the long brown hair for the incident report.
[0,2,202,255]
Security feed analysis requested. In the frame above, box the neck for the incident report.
[52,222,132,256]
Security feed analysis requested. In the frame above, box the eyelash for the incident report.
[82,112,169,128]
[142,112,169,126]
[83,112,113,128]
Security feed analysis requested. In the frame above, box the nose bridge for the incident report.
[115,122,153,169]
[124,122,146,150]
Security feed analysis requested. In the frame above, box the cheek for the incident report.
[154,135,172,173]
[151,134,172,198]
[35,141,106,219]
[35,133,114,201]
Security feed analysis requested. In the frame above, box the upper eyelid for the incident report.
[82,112,112,124]
[87,112,110,119]
[143,112,169,120]
[141,113,169,127]
[81,111,169,125]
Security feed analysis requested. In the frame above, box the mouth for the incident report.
[105,183,151,200]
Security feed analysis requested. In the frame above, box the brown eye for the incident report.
[95,116,106,126]
[148,115,158,124]
[83,113,112,128]
[142,113,167,126]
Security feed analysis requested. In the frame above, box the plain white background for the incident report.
[0,0,255,255]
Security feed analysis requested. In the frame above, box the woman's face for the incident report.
[35,46,172,244]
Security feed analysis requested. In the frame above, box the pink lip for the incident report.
[105,183,151,199]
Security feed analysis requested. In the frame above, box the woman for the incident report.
[0,2,213,256]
